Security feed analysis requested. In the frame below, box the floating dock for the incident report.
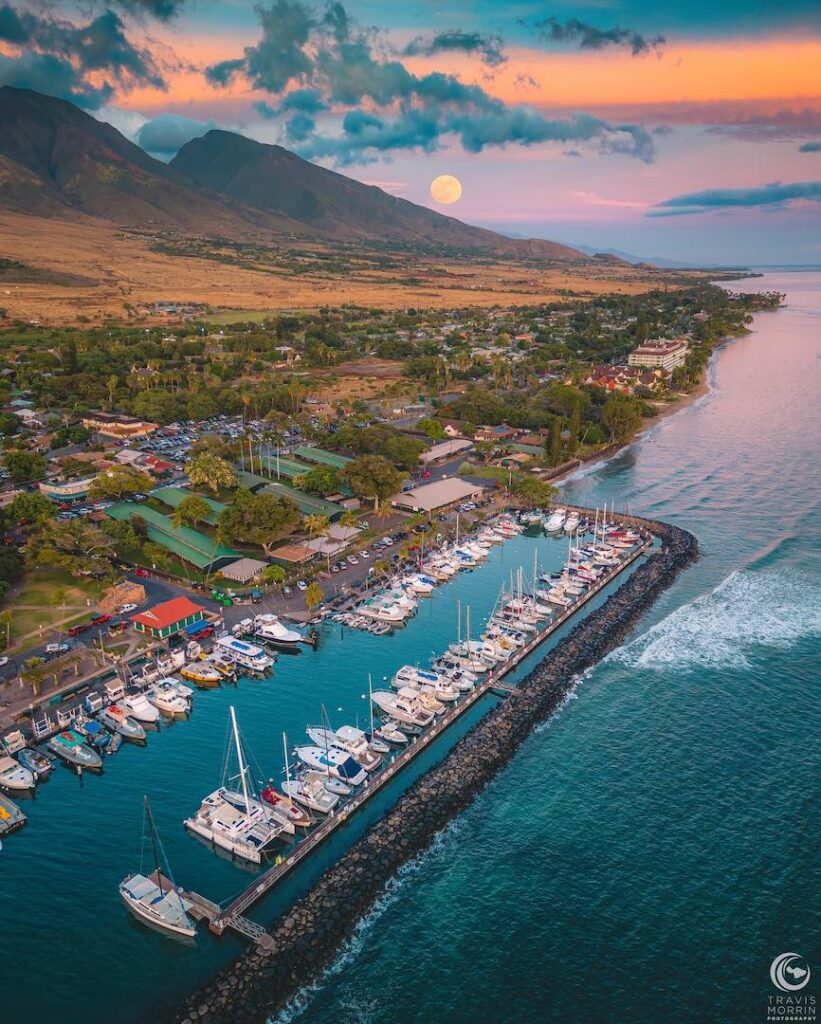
[179,529,653,948]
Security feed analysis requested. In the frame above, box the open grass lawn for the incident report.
[6,569,106,640]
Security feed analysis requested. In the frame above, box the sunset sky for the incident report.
[2,0,820,263]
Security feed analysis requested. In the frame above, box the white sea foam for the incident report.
[269,819,464,1024]
[611,567,821,672]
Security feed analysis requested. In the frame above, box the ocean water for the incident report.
[2,273,819,1023]
[274,271,821,1024]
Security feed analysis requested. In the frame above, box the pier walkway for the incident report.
[181,531,653,948]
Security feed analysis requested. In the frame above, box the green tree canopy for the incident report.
[294,465,341,495]
[217,487,300,555]
[341,454,402,510]
[88,465,154,500]
[602,394,645,442]
[185,451,237,494]
[26,519,115,577]
[171,494,213,529]
[4,448,46,485]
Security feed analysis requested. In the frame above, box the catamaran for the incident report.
[120,795,197,939]
[184,706,286,864]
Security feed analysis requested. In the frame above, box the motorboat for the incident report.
[306,726,383,772]
[0,753,35,791]
[359,598,407,623]
[374,720,408,745]
[74,717,115,754]
[295,746,367,785]
[0,792,26,836]
[546,587,572,607]
[184,707,286,864]
[147,682,190,717]
[97,704,146,742]
[120,796,196,939]
[281,775,339,814]
[122,688,161,723]
[564,513,580,534]
[165,677,194,704]
[371,688,434,729]
[254,614,304,650]
[392,664,443,690]
[16,747,52,778]
[215,635,275,673]
[303,768,352,796]
[545,508,566,533]
[48,730,103,769]
[205,652,237,678]
[404,574,436,595]
[180,662,222,687]
[260,785,313,828]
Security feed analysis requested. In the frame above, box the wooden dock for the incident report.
[183,535,653,947]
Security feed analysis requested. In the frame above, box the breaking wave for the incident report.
[610,566,821,672]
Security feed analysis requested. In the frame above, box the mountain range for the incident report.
[0,87,580,260]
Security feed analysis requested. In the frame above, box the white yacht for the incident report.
[564,512,581,534]
[545,509,566,533]
[120,796,197,939]
[306,726,383,772]
[122,688,161,724]
[371,688,434,729]
[404,574,436,595]
[184,707,285,864]
[146,681,189,717]
[0,754,35,791]
[359,598,407,623]
[254,614,303,650]
[295,745,367,785]
[215,635,274,673]
[392,664,443,689]
[281,774,339,814]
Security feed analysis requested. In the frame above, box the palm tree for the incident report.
[303,514,329,542]
[304,581,324,612]
[372,559,390,580]
[106,375,119,409]
[185,452,237,494]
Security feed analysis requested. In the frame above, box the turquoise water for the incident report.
[276,272,821,1024]
[4,273,819,1023]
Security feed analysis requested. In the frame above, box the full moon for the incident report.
[430,174,463,204]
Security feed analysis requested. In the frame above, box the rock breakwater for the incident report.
[176,519,698,1024]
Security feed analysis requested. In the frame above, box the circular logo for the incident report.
[771,953,811,992]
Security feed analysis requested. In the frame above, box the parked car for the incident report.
[118,602,138,614]
[296,580,308,591]
[91,613,111,625]
[134,568,151,578]
[45,642,69,654]
[347,555,359,565]
[108,620,128,634]
[68,623,91,637]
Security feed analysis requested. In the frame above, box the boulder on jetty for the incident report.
[174,514,697,1024]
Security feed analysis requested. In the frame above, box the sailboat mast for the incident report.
[283,731,292,790]
[230,705,251,817]
[145,795,166,893]
[368,673,375,736]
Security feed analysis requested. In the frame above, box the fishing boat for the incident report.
[74,717,115,754]
[120,796,197,939]
[282,773,339,814]
[205,652,237,678]
[373,720,408,745]
[97,704,146,742]
[372,687,435,729]
[147,681,190,717]
[0,792,26,836]
[16,747,52,778]
[184,706,285,864]
[306,726,383,772]
[47,730,103,769]
[214,635,274,673]
[295,745,367,785]
[122,688,161,724]
[253,614,304,650]
[0,753,35,791]
[180,662,222,688]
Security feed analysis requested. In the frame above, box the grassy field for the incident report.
[5,570,106,641]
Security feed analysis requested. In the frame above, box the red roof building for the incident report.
[131,596,207,638]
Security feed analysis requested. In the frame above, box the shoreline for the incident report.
[174,514,699,1024]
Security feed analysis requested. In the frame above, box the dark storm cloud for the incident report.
[0,5,164,106]
[403,30,507,67]
[648,180,821,215]
[798,141,821,152]
[536,17,665,56]
[111,0,187,21]
[205,0,660,166]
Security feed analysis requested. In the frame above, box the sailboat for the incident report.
[184,706,287,864]
[120,795,197,939]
